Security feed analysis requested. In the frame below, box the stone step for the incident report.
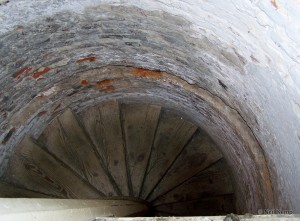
[38,109,117,196]
[79,100,129,196]
[140,109,197,199]
[4,137,103,198]
[152,159,233,206]
[147,129,223,202]
[154,194,235,216]
[0,181,52,198]
[121,103,161,197]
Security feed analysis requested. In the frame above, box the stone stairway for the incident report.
[0,100,235,216]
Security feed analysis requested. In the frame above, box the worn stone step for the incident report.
[152,159,233,206]
[79,100,129,196]
[140,109,197,199]
[147,129,223,201]
[121,103,161,197]
[38,109,117,196]
[154,194,235,216]
[0,181,52,198]
[4,137,103,198]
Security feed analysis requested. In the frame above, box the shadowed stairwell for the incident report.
[0,100,235,216]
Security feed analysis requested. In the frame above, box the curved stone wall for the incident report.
[0,0,299,214]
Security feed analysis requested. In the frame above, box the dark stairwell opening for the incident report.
[0,99,236,216]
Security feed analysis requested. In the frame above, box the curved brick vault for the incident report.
[0,0,299,215]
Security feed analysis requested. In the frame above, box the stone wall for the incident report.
[0,0,299,213]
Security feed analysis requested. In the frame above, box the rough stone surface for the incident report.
[96,215,300,221]
[0,0,299,214]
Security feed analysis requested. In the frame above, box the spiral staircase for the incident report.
[0,100,235,216]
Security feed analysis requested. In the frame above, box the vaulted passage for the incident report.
[0,0,299,217]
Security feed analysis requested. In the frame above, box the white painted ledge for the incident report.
[0,198,149,221]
